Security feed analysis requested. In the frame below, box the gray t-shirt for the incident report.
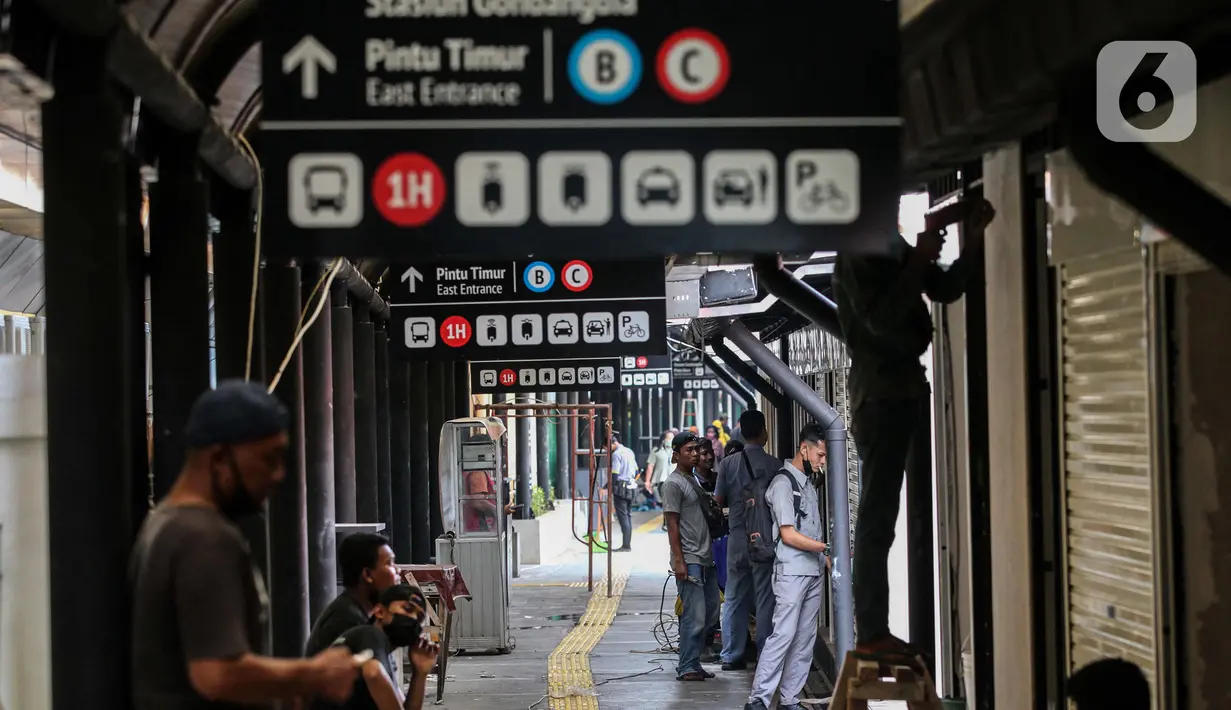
[661,469,714,567]
[647,447,672,485]
[130,505,269,710]
[768,461,824,576]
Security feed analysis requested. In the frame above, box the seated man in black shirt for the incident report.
[319,583,438,710]
[306,533,401,656]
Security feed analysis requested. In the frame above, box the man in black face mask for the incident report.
[317,583,438,710]
[131,380,361,709]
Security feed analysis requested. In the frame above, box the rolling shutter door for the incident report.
[832,367,860,545]
[1059,247,1157,687]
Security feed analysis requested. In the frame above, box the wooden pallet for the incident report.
[829,651,942,710]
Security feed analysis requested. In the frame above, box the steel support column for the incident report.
[516,400,533,519]
[301,271,335,620]
[536,393,553,496]
[331,284,357,524]
[374,324,393,531]
[723,318,853,661]
[210,188,255,381]
[148,127,212,500]
[353,304,379,522]
[555,391,572,498]
[389,360,413,557]
[710,341,789,411]
[261,262,310,656]
[408,362,432,562]
[704,354,757,409]
[453,361,471,418]
[43,41,144,707]
[427,362,447,541]
[632,389,644,455]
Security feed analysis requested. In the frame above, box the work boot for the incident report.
[743,701,767,710]
[778,704,804,710]
[721,660,746,671]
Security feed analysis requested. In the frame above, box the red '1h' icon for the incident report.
[499,369,517,386]
[440,316,471,348]
[636,356,649,369]
[372,153,446,227]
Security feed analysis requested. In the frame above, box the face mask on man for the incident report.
[384,613,422,648]
[211,447,263,519]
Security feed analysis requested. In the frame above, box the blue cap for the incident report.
[184,379,290,448]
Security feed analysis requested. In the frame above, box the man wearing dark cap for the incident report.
[130,379,360,709]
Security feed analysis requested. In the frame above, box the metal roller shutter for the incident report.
[832,367,860,545]
[1059,247,1157,687]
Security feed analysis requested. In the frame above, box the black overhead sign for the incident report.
[619,355,671,389]
[471,358,620,394]
[671,347,706,381]
[387,258,666,360]
[259,1,900,260]
[678,376,721,392]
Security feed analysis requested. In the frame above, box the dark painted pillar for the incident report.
[374,324,393,531]
[148,127,211,501]
[536,393,552,497]
[516,400,533,520]
[301,269,336,620]
[43,42,145,707]
[389,360,413,558]
[555,392,572,499]
[453,362,471,418]
[211,188,256,382]
[426,362,447,541]
[408,362,432,561]
[353,304,379,523]
[631,389,644,456]
[776,340,795,458]
[331,284,357,524]
[262,262,310,656]
[125,160,153,526]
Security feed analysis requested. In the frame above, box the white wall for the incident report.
[0,356,50,710]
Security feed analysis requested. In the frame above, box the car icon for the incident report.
[636,166,679,206]
[585,319,606,337]
[305,165,348,213]
[409,321,430,343]
[714,168,755,207]
[552,320,574,337]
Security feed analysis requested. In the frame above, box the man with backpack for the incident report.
[745,424,829,710]
[713,410,782,670]
[661,431,721,681]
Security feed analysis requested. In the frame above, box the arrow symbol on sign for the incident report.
[401,267,424,293]
[282,35,336,100]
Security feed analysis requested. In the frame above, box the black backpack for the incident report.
[742,453,803,565]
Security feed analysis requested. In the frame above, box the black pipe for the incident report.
[427,363,447,541]
[408,362,433,562]
[753,255,844,339]
[704,354,757,408]
[262,261,311,656]
[775,337,795,462]
[1062,87,1231,277]
[453,361,471,418]
[331,284,358,524]
[43,45,143,706]
[632,389,644,456]
[516,399,533,520]
[301,270,336,620]
[210,187,255,382]
[389,360,414,558]
[723,318,853,660]
[333,259,392,320]
[536,393,552,497]
[374,324,394,532]
[148,126,212,501]
[353,304,379,522]
[709,341,789,410]
[124,158,154,537]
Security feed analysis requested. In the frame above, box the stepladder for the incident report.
[829,651,942,710]
[679,397,699,430]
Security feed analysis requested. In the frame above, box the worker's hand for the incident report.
[673,559,687,582]
[409,633,440,675]
[913,230,944,264]
[645,481,653,493]
[309,647,360,702]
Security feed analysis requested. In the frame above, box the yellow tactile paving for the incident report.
[545,562,631,710]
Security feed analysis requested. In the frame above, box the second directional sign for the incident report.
[389,258,665,360]
[260,1,899,260]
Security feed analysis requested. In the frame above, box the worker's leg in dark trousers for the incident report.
[614,494,633,549]
[751,560,776,652]
[851,396,925,644]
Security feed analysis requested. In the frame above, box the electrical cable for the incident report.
[267,258,343,393]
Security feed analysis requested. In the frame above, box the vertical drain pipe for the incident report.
[722,318,854,660]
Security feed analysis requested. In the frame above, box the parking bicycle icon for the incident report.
[785,150,861,225]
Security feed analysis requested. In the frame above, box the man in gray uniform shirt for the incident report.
[746,424,829,710]
[713,409,782,670]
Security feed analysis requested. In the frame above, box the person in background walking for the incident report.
[130,381,359,709]
[705,425,726,464]
[713,410,781,670]
[609,432,638,552]
[645,429,674,508]
[662,432,720,681]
